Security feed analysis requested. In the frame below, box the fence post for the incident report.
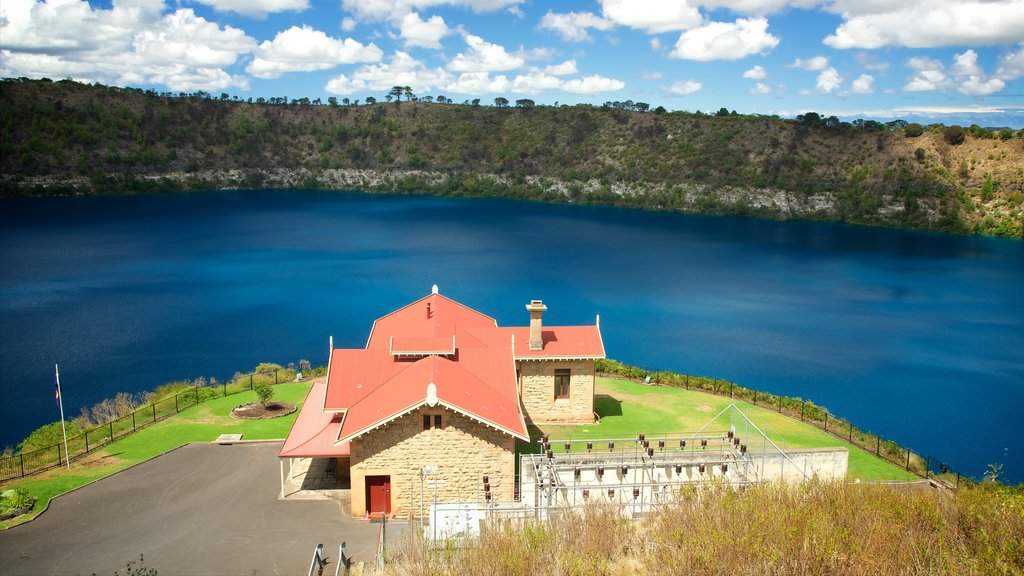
[800,401,804,421]
[85,429,90,452]
[849,425,853,443]
[195,385,200,406]
[925,456,931,479]
[223,381,227,397]
[275,369,279,385]
[175,393,179,413]
[730,383,734,398]
[824,412,828,432]
[132,411,136,432]
[250,374,253,389]
[876,437,880,456]
[109,421,114,442]
[906,450,911,471]
[152,403,157,423]
[685,375,689,390]
[20,454,25,478]
[778,396,782,412]
[56,443,61,467]
[753,390,757,405]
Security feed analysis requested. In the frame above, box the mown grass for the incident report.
[388,482,1024,576]
[0,381,311,529]
[535,378,915,482]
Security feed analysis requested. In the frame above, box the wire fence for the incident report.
[597,359,973,489]
[0,368,299,483]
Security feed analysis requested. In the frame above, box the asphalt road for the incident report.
[0,442,395,576]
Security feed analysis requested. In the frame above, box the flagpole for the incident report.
[55,364,70,470]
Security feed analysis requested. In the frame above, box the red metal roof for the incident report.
[282,290,603,457]
[279,379,351,458]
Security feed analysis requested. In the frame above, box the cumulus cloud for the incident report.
[824,0,1024,49]
[538,10,613,42]
[904,50,1007,96]
[341,17,358,31]
[816,67,842,93]
[544,59,578,76]
[340,0,524,22]
[325,50,450,94]
[850,73,874,94]
[601,0,701,33]
[247,26,382,79]
[749,82,771,95]
[743,65,767,79]
[446,71,511,94]
[791,56,829,71]
[0,1,254,91]
[562,74,625,93]
[193,0,308,19]
[996,43,1024,80]
[399,12,449,48]
[670,18,779,61]
[448,34,524,72]
[511,70,563,93]
[667,79,702,94]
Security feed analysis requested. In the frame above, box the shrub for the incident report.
[904,123,924,137]
[914,148,926,163]
[17,421,83,453]
[944,125,966,145]
[254,381,274,405]
[0,488,36,518]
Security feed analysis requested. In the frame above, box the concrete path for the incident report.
[0,442,405,576]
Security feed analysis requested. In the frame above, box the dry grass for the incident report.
[386,482,1023,576]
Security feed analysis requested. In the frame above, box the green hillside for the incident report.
[2,78,1022,237]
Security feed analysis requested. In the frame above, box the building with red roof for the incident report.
[279,286,604,518]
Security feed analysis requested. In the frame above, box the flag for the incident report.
[55,373,60,405]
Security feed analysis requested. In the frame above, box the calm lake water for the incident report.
[2,190,1022,483]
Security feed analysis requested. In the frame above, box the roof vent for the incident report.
[431,284,439,294]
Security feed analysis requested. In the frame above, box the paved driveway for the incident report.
[0,442,399,576]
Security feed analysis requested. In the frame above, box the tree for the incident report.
[904,123,924,137]
[494,97,509,108]
[944,125,965,145]
[654,105,667,114]
[471,98,480,107]
[716,107,731,117]
[254,381,274,406]
[515,98,535,109]
[327,96,338,106]
[403,86,414,101]
[365,96,377,105]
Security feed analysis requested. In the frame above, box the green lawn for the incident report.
[535,377,916,482]
[0,382,312,529]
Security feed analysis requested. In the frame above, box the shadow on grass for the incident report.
[595,394,622,419]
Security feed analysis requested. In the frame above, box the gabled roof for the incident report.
[366,293,496,350]
[506,326,605,360]
[279,379,351,458]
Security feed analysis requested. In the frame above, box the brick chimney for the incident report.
[526,300,547,351]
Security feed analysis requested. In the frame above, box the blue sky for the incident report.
[2,0,1023,126]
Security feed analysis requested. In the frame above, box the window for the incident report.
[423,415,430,430]
[423,413,444,430]
[434,414,442,429]
[554,369,571,399]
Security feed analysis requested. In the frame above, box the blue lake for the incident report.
[1,190,1022,483]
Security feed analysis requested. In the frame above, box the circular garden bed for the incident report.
[230,401,296,420]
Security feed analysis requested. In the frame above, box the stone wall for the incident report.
[518,359,595,424]
[349,406,516,518]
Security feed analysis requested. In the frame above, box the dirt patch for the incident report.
[697,405,713,413]
[230,402,296,420]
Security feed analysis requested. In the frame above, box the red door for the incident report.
[366,475,391,516]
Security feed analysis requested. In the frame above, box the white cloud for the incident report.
[650,37,662,51]
[399,12,449,48]
[816,67,842,93]
[903,51,1007,96]
[670,18,779,61]
[544,59,578,76]
[516,46,555,61]
[247,26,382,79]
[750,82,771,94]
[446,71,511,94]
[667,79,702,94]
[791,56,828,71]
[701,0,819,13]
[824,0,1024,49]
[538,10,613,42]
[642,71,663,80]
[448,34,523,72]
[743,65,767,79]
[851,73,874,93]
[341,17,358,31]
[996,43,1024,80]
[506,6,524,18]
[601,0,701,33]
[511,70,563,93]
[340,0,524,22]
[193,0,308,19]
[325,50,450,94]
[561,74,625,93]
[0,2,255,92]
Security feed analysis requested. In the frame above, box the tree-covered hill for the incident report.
[2,78,1022,237]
